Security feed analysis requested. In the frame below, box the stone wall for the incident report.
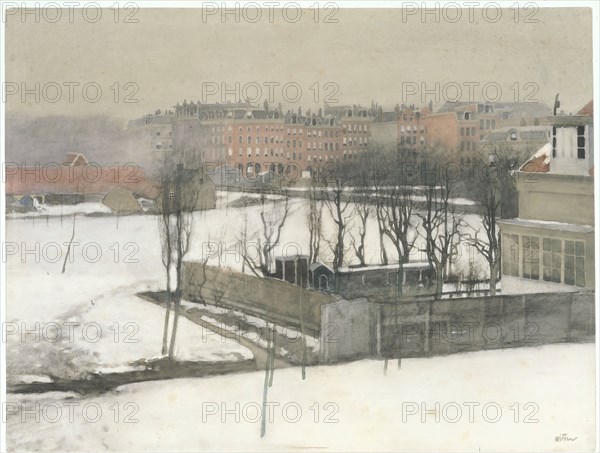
[182,262,595,364]
[378,291,595,360]
[182,263,338,332]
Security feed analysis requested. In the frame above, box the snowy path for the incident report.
[139,292,293,371]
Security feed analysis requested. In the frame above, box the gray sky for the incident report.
[5,6,594,122]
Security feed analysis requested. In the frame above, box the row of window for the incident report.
[343,124,369,133]
[479,119,497,130]
[286,128,342,137]
[400,136,425,145]
[551,126,586,160]
[343,137,368,146]
[460,141,477,152]
[502,234,585,287]
[460,127,477,136]
[400,125,425,133]
[237,125,284,133]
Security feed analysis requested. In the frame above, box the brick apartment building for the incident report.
[370,101,552,154]
[426,101,552,153]
[151,102,376,175]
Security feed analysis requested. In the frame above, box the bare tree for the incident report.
[381,185,417,298]
[367,151,390,265]
[307,185,323,265]
[374,187,389,266]
[462,174,502,296]
[322,177,353,283]
[157,159,201,359]
[158,213,174,355]
[418,176,463,299]
[349,190,370,267]
[240,195,290,278]
[168,164,200,358]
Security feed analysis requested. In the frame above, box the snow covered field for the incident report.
[4,213,253,385]
[5,343,596,452]
[193,190,489,276]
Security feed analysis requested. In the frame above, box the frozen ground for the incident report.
[5,343,596,452]
[4,214,252,385]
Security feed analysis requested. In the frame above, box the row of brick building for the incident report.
[128,101,375,175]
[370,101,552,153]
[127,100,553,174]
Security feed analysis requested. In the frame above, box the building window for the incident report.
[522,236,539,280]
[542,238,561,283]
[577,126,586,159]
[564,240,585,286]
[552,126,557,158]
[460,127,464,136]
[502,234,519,277]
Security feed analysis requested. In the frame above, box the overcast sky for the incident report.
[4,6,594,122]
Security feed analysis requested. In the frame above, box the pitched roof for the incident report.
[519,143,551,173]
[63,153,88,166]
[5,164,159,198]
[577,100,593,116]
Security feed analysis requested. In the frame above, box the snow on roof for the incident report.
[519,142,551,172]
[337,262,431,273]
[577,100,593,116]
[63,153,88,166]
[532,142,552,163]
[309,262,333,272]
[498,218,593,234]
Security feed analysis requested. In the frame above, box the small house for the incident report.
[102,187,142,212]
[309,262,334,291]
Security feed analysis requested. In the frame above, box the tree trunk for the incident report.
[299,289,307,380]
[260,322,273,438]
[489,260,499,296]
[168,297,180,359]
[396,262,404,299]
[268,326,275,387]
[161,268,172,356]
[434,264,444,300]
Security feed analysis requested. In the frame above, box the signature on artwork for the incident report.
[555,433,578,442]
